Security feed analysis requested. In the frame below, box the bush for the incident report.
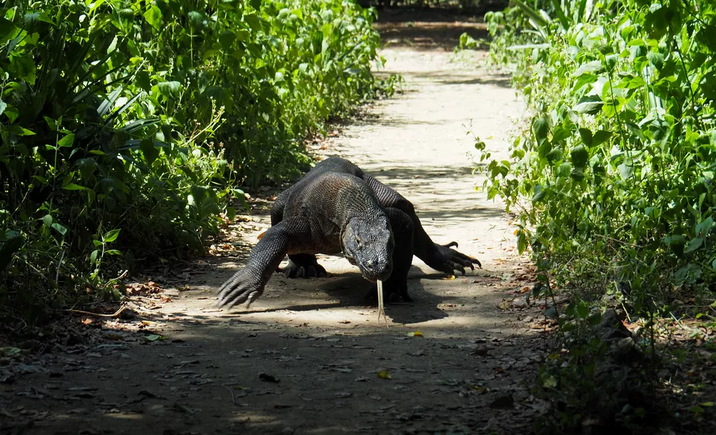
[0,0,383,325]
[482,0,716,314]
[480,0,716,431]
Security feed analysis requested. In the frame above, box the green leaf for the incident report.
[591,130,612,147]
[546,149,563,162]
[549,0,569,29]
[617,163,633,179]
[570,145,589,168]
[4,125,35,136]
[62,183,88,191]
[574,61,603,76]
[512,0,548,29]
[103,229,121,243]
[517,230,528,254]
[144,5,163,30]
[576,302,589,319]
[0,99,6,116]
[139,138,159,166]
[157,81,181,98]
[574,95,604,114]
[532,184,546,202]
[52,222,68,236]
[8,55,36,85]
[684,237,704,254]
[58,133,75,148]
[219,30,236,50]
[3,106,18,123]
[696,217,713,238]
[552,127,572,143]
[42,214,53,228]
[579,128,592,146]
[558,162,572,178]
[533,117,549,143]
[647,51,665,69]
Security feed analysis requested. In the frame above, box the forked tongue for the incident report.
[377,280,388,327]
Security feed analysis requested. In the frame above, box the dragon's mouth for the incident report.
[358,265,392,282]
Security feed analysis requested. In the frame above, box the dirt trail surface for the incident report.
[2,20,553,435]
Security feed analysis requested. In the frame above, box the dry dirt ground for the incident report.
[2,18,556,435]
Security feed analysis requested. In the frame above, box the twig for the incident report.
[221,384,237,405]
[65,305,128,318]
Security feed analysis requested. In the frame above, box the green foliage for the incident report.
[0,0,383,325]
[483,0,716,309]
[482,0,716,431]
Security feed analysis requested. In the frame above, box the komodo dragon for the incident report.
[217,156,481,309]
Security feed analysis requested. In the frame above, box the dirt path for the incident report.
[3,27,553,435]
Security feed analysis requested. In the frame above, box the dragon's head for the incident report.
[342,215,394,281]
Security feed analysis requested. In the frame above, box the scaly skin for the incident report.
[217,157,481,309]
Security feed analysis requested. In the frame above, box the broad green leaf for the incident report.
[139,138,160,166]
[103,229,121,243]
[558,162,572,178]
[58,133,75,148]
[157,81,181,98]
[684,237,704,254]
[579,128,592,146]
[244,13,261,31]
[144,5,162,30]
[574,61,603,76]
[517,231,528,254]
[4,125,35,136]
[570,145,589,168]
[617,163,633,179]
[219,30,236,50]
[51,222,68,236]
[532,184,546,202]
[647,51,664,69]
[591,130,612,147]
[574,95,604,114]
[696,217,713,238]
[546,149,563,162]
[576,302,589,319]
[533,117,549,143]
[552,127,572,143]
[62,183,88,191]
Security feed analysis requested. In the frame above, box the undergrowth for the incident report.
[0,0,388,329]
[468,0,716,432]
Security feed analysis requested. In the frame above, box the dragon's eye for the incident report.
[355,236,361,246]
